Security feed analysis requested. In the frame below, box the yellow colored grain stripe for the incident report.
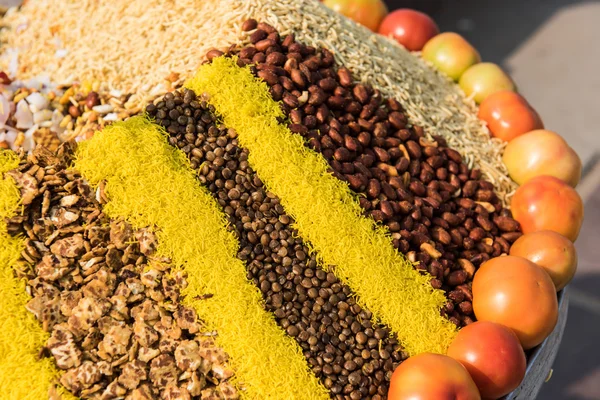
[186,57,458,356]
[74,117,328,400]
[0,151,75,400]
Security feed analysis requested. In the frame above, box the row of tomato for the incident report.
[322,1,584,399]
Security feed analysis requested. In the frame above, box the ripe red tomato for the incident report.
[389,353,481,400]
[503,129,582,187]
[511,175,584,242]
[478,91,543,142]
[323,0,388,32]
[447,321,527,399]
[510,230,577,291]
[472,256,558,349]
[378,9,439,52]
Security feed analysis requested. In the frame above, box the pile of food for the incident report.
[0,1,584,399]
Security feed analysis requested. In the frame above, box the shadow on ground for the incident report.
[392,0,594,67]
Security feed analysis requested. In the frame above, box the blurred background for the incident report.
[388,1,600,399]
[1,0,598,398]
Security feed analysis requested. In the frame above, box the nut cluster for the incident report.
[231,20,522,326]
[148,89,406,400]
[0,76,138,151]
[6,145,238,399]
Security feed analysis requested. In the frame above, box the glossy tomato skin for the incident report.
[459,63,515,104]
[323,0,388,31]
[473,256,558,349]
[510,230,577,291]
[478,90,543,142]
[422,32,480,81]
[447,321,526,399]
[388,353,481,400]
[503,129,582,187]
[511,175,584,241]
[378,9,439,51]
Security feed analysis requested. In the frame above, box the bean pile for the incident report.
[6,145,238,399]
[227,21,523,326]
[148,89,406,400]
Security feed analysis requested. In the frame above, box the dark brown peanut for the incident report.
[228,25,522,333]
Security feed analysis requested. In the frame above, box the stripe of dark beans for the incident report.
[228,20,522,327]
[147,89,406,400]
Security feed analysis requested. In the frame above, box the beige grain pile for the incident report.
[0,0,251,103]
[0,0,517,203]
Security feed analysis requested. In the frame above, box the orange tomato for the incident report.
[459,63,515,104]
[422,32,481,81]
[378,9,439,52]
[478,91,543,142]
[510,230,577,291]
[472,256,558,349]
[503,129,582,187]
[323,0,388,31]
[511,175,584,241]
[388,353,481,400]
[447,321,526,399]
